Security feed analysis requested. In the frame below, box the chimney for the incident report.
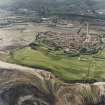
[86,22,89,36]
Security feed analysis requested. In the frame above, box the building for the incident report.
[36,31,101,53]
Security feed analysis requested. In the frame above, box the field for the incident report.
[6,47,105,82]
[0,12,105,82]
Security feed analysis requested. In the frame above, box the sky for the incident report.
[0,0,104,6]
[0,0,13,5]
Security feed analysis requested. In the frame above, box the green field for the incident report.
[7,47,105,81]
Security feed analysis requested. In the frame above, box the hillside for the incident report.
[1,0,105,15]
[2,0,102,16]
[1,1,105,105]
[0,61,105,105]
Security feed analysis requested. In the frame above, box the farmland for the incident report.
[0,8,105,82]
[5,46,105,82]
